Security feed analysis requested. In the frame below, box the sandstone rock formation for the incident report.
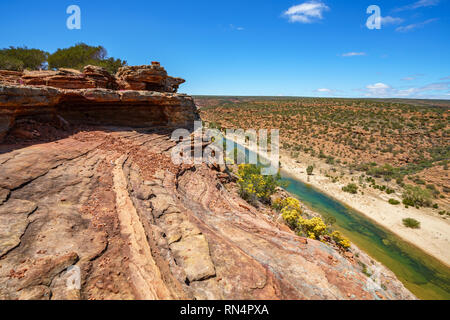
[0,64,196,143]
[116,62,185,92]
[0,64,415,300]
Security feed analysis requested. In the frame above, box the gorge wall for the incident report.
[0,64,415,300]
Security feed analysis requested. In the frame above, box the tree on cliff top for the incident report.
[0,46,49,71]
[47,43,127,74]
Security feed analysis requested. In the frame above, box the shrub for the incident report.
[237,164,282,204]
[276,197,303,228]
[48,43,126,73]
[297,217,327,240]
[331,231,351,249]
[403,218,421,229]
[0,46,48,71]
[402,185,432,208]
[0,54,24,71]
[388,199,400,205]
[326,156,335,165]
[276,198,330,241]
[342,183,358,194]
[306,165,314,176]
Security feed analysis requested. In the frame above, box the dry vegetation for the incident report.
[198,96,450,208]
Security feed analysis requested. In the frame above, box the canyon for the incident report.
[0,63,415,300]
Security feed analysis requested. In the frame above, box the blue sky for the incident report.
[0,0,449,98]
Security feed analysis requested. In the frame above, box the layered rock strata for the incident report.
[0,63,196,142]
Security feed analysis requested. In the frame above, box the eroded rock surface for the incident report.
[0,126,416,300]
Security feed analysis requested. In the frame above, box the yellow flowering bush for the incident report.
[277,197,303,228]
[275,197,326,240]
[237,164,282,204]
[297,217,327,240]
[276,197,302,212]
[281,208,300,228]
[275,196,352,249]
[331,231,351,249]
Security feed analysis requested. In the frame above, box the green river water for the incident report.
[236,142,450,300]
[282,173,450,300]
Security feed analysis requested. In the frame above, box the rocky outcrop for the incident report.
[0,70,22,86]
[21,68,116,90]
[0,86,196,132]
[0,63,415,300]
[0,62,184,92]
[0,63,196,143]
[116,62,185,92]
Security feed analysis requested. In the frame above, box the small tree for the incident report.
[0,46,48,71]
[0,53,24,71]
[307,165,314,176]
[402,185,432,208]
[48,43,126,73]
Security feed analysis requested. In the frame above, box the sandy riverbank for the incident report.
[227,136,450,268]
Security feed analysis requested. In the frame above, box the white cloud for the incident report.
[394,0,440,12]
[396,18,438,32]
[361,81,450,98]
[283,1,330,24]
[365,83,391,96]
[314,88,334,93]
[380,16,404,26]
[341,52,366,57]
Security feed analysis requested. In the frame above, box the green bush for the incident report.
[47,43,127,74]
[388,199,400,205]
[0,46,48,71]
[342,183,358,194]
[386,188,395,195]
[306,165,314,176]
[237,164,282,204]
[403,218,421,229]
[0,53,24,71]
[326,156,335,165]
[0,44,126,74]
[402,185,433,208]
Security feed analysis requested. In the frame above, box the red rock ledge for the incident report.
[0,63,197,142]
